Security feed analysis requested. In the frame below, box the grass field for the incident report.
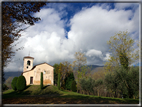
[2,85,139,104]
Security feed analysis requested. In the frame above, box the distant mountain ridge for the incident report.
[4,71,22,82]
[4,65,104,82]
[87,65,104,70]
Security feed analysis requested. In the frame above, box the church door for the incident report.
[30,77,33,84]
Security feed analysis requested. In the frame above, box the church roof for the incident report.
[23,56,34,60]
[21,62,54,75]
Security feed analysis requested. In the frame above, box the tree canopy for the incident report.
[104,31,139,72]
[2,2,46,67]
[2,2,46,83]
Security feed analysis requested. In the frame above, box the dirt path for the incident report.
[2,96,112,104]
[2,95,138,104]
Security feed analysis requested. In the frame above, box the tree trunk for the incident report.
[114,90,117,98]
[98,89,99,96]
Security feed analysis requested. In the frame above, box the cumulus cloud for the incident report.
[114,3,139,10]
[86,49,102,58]
[104,53,111,61]
[4,3,139,72]
[68,5,134,51]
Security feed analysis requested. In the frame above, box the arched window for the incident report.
[27,60,30,65]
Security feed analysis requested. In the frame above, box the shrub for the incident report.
[105,66,139,98]
[80,77,95,95]
[40,72,43,89]
[16,76,26,91]
[3,84,9,91]
[11,77,18,91]
[71,80,77,92]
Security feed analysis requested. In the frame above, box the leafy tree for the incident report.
[105,66,139,98]
[11,77,18,91]
[80,77,95,95]
[130,66,139,99]
[3,84,9,91]
[5,76,14,89]
[65,72,75,90]
[104,31,139,72]
[59,61,73,89]
[57,72,61,90]
[54,61,73,89]
[95,79,103,96]
[16,76,26,91]
[104,72,119,97]
[87,77,95,95]
[2,2,46,84]
[72,51,87,93]
[92,68,107,80]
[40,72,43,89]
[71,80,77,92]
[119,51,129,70]
[115,66,139,98]
[53,63,60,85]
[79,78,87,94]
[72,51,87,72]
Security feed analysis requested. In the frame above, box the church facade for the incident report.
[22,56,54,86]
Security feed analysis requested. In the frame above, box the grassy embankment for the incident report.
[2,85,139,104]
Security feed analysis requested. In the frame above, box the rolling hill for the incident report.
[4,65,104,82]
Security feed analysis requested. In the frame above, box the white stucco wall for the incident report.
[23,58,34,72]
[23,63,54,86]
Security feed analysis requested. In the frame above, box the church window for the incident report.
[27,66,28,68]
[44,71,46,74]
[27,60,30,65]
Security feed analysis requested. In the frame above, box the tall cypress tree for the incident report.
[40,72,43,89]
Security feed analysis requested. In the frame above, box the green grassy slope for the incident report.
[3,85,139,104]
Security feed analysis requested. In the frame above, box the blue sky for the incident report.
[4,2,140,72]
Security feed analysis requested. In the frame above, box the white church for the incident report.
[22,56,54,85]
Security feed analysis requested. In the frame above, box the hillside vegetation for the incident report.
[3,85,139,104]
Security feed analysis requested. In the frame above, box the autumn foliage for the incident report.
[2,2,46,84]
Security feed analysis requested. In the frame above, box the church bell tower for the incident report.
[23,56,34,72]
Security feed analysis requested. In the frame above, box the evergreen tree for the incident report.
[57,72,61,90]
[40,72,43,89]
[16,76,26,92]
[71,80,77,92]
[11,77,18,91]
[65,72,75,90]
[53,63,59,85]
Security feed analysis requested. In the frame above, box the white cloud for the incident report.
[104,53,111,61]
[114,3,139,10]
[4,4,139,72]
[86,49,102,57]
[68,5,139,65]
